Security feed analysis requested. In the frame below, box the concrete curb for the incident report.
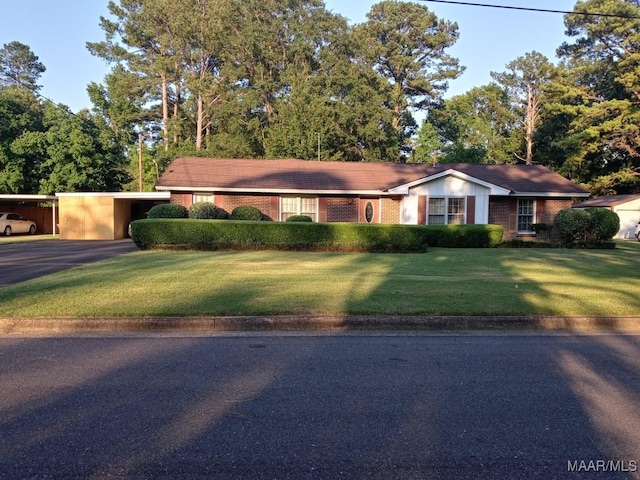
[2,315,640,334]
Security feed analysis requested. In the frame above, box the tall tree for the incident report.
[427,84,520,164]
[491,51,556,165]
[556,0,640,191]
[10,103,130,194]
[0,87,44,193]
[0,41,46,91]
[354,1,464,157]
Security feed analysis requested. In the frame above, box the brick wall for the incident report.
[489,197,574,240]
[488,197,511,236]
[381,197,401,224]
[326,197,358,222]
[216,194,278,220]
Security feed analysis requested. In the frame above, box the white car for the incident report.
[636,220,640,241]
[0,212,37,236]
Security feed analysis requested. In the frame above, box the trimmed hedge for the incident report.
[188,202,229,219]
[230,205,263,221]
[130,219,504,252]
[147,203,188,218]
[286,215,313,222]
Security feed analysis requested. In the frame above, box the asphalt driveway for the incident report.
[0,240,138,288]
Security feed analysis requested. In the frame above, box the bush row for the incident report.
[147,202,264,221]
[130,219,504,252]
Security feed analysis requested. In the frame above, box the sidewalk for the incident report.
[2,315,640,334]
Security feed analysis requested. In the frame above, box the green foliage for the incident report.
[130,219,504,251]
[147,203,188,218]
[0,88,129,195]
[87,0,463,162]
[553,208,619,246]
[285,215,313,222]
[0,41,46,91]
[586,208,620,242]
[354,0,463,156]
[188,202,228,219]
[427,84,520,164]
[230,206,263,221]
[554,209,592,245]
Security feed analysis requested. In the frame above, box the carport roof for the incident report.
[55,192,170,200]
[0,194,57,202]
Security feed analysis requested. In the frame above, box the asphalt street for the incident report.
[0,239,138,287]
[0,333,639,479]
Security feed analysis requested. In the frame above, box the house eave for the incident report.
[510,192,591,198]
[155,186,389,196]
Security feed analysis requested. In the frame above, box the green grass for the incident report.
[1,242,639,318]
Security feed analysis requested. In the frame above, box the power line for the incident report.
[419,0,640,19]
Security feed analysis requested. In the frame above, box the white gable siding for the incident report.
[400,175,492,225]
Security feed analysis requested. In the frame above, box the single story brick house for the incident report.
[155,157,590,240]
[573,194,640,239]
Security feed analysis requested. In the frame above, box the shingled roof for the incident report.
[155,157,589,196]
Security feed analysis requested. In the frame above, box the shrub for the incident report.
[285,215,313,222]
[146,203,188,218]
[188,202,228,219]
[586,208,619,242]
[554,208,619,246]
[532,223,553,241]
[230,205,263,221]
[131,220,504,252]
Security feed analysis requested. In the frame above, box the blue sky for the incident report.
[1,0,575,113]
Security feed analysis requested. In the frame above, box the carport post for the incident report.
[52,200,57,235]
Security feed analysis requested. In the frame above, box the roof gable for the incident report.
[388,169,511,195]
[155,157,590,197]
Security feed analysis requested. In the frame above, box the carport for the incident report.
[56,192,169,240]
[0,194,58,234]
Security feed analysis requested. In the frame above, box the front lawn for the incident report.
[0,242,639,318]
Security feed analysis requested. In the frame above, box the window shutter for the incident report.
[418,196,427,224]
[466,196,475,224]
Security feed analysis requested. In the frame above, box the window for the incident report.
[428,198,445,225]
[428,197,465,225]
[193,193,213,204]
[448,198,465,225]
[517,199,535,233]
[281,197,317,221]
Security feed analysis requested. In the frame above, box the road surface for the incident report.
[0,332,639,479]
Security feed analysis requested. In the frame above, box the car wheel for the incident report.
[29,224,36,234]
[4,226,11,236]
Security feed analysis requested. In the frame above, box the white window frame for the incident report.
[427,197,466,225]
[280,196,318,222]
[517,198,536,233]
[192,192,214,204]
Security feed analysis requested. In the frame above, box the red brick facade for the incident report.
[489,197,574,240]
[326,197,358,222]
[171,191,574,240]
[381,197,402,224]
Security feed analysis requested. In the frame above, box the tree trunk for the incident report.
[161,73,169,151]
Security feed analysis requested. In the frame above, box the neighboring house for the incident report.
[573,194,640,239]
[155,157,590,240]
